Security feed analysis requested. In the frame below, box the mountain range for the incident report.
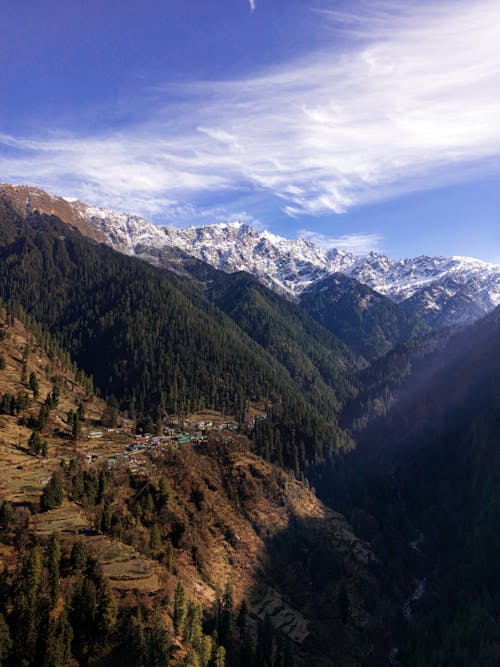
[1,183,498,329]
[0,181,497,666]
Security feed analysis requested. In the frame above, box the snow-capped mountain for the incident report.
[2,184,499,327]
[160,223,500,324]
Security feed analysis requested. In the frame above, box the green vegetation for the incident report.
[0,205,356,475]
[0,192,496,666]
[316,308,500,666]
[300,273,429,360]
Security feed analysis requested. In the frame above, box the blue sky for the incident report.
[0,0,499,261]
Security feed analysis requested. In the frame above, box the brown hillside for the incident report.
[0,308,388,665]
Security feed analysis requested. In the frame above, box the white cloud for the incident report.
[249,0,256,13]
[1,0,499,223]
[298,230,383,254]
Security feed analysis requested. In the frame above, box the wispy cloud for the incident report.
[298,230,383,254]
[1,0,499,224]
[249,0,256,13]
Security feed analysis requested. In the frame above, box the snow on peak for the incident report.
[66,203,500,324]
[1,184,497,327]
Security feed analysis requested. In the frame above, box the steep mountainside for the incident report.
[0,199,352,472]
[317,308,500,666]
[1,184,498,328]
[300,273,430,359]
[204,270,361,411]
[0,309,394,667]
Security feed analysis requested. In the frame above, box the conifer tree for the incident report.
[96,577,118,636]
[28,431,42,455]
[42,611,73,667]
[29,372,39,398]
[147,603,171,666]
[70,540,88,571]
[46,531,61,604]
[158,476,169,506]
[11,547,43,665]
[182,602,202,658]
[173,582,187,635]
[70,577,97,647]
[201,635,213,667]
[0,500,13,534]
[220,584,234,644]
[214,645,226,667]
[165,539,174,569]
[127,608,146,667]
[150,524,162,558]
[40,471,63,511]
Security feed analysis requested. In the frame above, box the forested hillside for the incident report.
[206,271,360,413]
[315,308,500,666]
[0,200,351,474]
[0,309,392,667]
[300,273,429,360]
[0,188,497,666]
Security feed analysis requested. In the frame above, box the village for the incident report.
[78,411,261,474]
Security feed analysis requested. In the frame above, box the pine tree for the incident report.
[72,414,81,441]
[40,471,63,511]
[96,577,118,636]
[46,531,61,604]
[101,501,113,533]
[28,431,42,455]
[201,635,213,667]
[158,476,169,506]
[28,372,39,398]
[71,540,89,571]
[70,577,96,644]
[165,539,174,569]
[184,602,203,654]
[214,645,226,667]
[0,500,13,533]
[220,584,233,644]
[236,600,247,641]
[150,524,162,558]
[127,608,146,667]
[173,582,187,635]
[42,611,73,667]
[147,603,171,666]
[11,547,43,665]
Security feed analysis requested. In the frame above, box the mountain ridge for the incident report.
[1,183,498,327]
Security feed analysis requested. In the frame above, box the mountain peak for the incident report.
[0,183,498,326]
